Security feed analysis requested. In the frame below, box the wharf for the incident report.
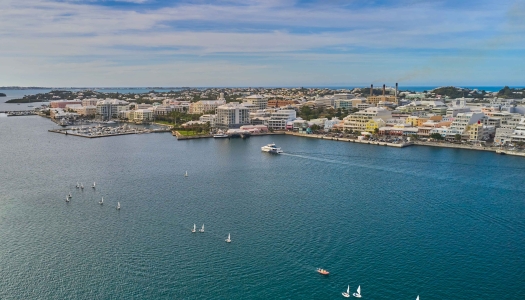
[49,127,170,138]
[0,111,38,116]
[174,131,286,140]
[285,132,412,148]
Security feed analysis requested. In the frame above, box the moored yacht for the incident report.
[213,130,229,138]
[261,143,283,154]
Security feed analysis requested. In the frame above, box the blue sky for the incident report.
[1,0,524,87]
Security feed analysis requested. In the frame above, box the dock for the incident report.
[48,126,170,138]
[285,132,413,148]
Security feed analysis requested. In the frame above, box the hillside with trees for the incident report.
[497,86,525,98]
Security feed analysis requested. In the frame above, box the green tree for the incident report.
[430,133,444,140]
[454,134,462,141]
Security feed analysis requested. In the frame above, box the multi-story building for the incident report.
[215,102,250,129]
[50,100,82,108]
[267,109,296,130]
[446,112,485,139]
[96,99,129,120]
[243,95,268,110]
[494,128,514,144]
[199,114,216,128]
[511,118,525,143]
[367,95,398,107]
[189,100,226,114]
[82,98,99,107]
[365,118,386,133]
[343,107,392,132]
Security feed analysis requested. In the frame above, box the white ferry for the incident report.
[213,130,229,138]
[261,143,283,154]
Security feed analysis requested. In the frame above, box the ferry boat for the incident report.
[213,130,229,138]
[261,143,283,154]
[316,268,329,275]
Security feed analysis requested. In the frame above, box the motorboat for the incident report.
[352,285,361,298]
[225,233,231,243]
[261,143,283,154]
[191,224,196,233]
[316,268,329,275]
[199,224,204,233]
[213,131,229,138]
[342,285,350,298]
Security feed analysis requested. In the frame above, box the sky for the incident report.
[1,0,524,87]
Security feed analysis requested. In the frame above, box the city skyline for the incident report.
[2,0,525,86]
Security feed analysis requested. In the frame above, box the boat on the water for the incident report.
[416,296,419,300]
[225,233,231,243]
[261,143,283,154]
[99,197,104,205]
[342,285,350,298]
[199,224,204,233]
[316,268,329,275]
[92,182,96,188]
[185,171,188,177]
[352,285,361,298]
[116,202,120,210]
[66,196,70,202]
[213,130,229,138]
[191,224,196,233]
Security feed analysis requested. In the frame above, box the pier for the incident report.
[49,125,170,138]
[285,132,413,148]
[0,110,38,116]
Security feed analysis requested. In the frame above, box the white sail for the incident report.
[117,202,120,209]
[347,286,350,294]
[357,286,360,294]
[200,224,204,232]
[92,182,96,188]
[192,224,196,232]
[225,233,231,242]
[185,171,188,177]
[416,296,419,300]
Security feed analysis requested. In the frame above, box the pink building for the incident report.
[50,100,82,108]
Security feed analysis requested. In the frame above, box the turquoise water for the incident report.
[0,116,524,299]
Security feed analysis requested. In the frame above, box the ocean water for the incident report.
[0,117,524,299]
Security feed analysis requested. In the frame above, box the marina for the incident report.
[48,124,170,138]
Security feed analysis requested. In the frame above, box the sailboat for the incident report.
[66,196,70,202]
[352,285,361,298]
[184,171,188,177]
[68,193,72,199]
[116,202,120,210]
[99,197,104,205]
[199,224,204,233]
[92,182,96,188]
[191,224,196,233]
[342,285,350,298]
[80,183,84,189]
[76,182,80,188]
[225,233,231,243]
[416,296,419,300]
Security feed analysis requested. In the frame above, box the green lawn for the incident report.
[177,130,201,136]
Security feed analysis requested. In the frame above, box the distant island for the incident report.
[0,93,6,97]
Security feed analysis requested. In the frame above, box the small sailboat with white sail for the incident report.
[191,224,196,233]
[184,171,188,177]
[416,296,419,300]
[76,182,80,188]
[352,285,361,298]
[66,196,70,202]
[80,183,84,190]
[342,285,350,298]
[99,197,104,205]
[92,182,96,188]
[116,202,120,210]
[225,233,231,243]
[199,224,204,233]
[68,193,72,199]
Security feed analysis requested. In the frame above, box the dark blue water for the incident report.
[0,116,524,299]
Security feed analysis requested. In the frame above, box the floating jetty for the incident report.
[49,124,170,138]
[0,110,38,117]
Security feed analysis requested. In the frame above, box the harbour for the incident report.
[1,116,524,299]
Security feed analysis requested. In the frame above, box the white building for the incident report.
[324,118,341,132]
[267,109,296,130]
[199,114,216,128]
[511,118,525,143]
[215,102,250,129]
[96,99,129,120]
[446,112,485,139]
